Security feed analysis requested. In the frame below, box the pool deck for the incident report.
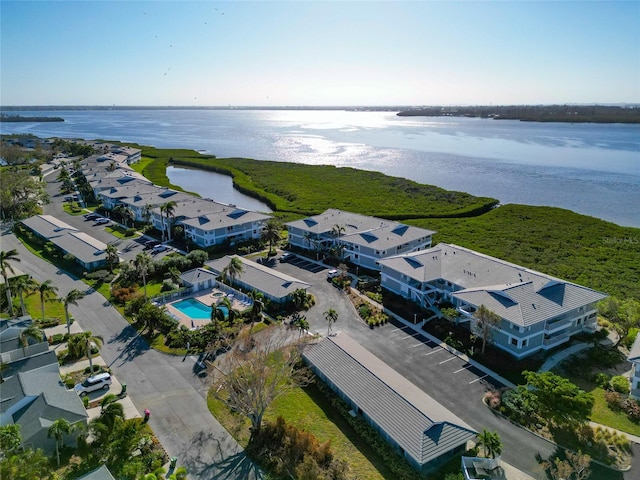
[165,288,250,330]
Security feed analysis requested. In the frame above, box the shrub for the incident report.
[358,304,371,319]
[124,228,136,237]
[161,279,176,292]
[623,328,639,349]
[604,391,625,411]
[48,333,67,345]
[111,285,137,305]
[592,372,611,389]
[611,375,630,394]
[83,396,89,408]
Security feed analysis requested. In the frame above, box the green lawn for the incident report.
[105,225,140,239]
[24,293,65,323]
[557,372,640,437]
[208,383,394,479]
[62,202,86,215]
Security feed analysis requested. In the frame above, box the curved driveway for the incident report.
[1,228,262,480]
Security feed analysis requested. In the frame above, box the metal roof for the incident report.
[303,333,476,466]
[206,255,310,301]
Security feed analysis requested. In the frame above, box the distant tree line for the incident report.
[397,105,640,123]
[0,114,64,122]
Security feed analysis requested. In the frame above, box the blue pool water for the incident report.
[172,298,228,320]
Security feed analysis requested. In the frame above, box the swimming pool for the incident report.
[171,298,228,320]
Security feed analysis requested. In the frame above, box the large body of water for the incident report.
[2,109,638,227]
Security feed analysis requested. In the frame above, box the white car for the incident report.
[74,372,112,396]
[152,244,169,253]
[94,217,110,225]
[327,269,339,279]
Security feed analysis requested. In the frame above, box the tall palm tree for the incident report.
[122,207,134,229]
[60,289,85,335]
[19,325,44,355]
[97,401,124,430]
[11,275,38,317]
[0,249,21,317]
[142,203,153,225]
[324,308,339,336]
[48,418,71,467]
[69,331,102,372]
[161,201,177,242]
[221,256,244,285]
[36,279,59,323]
[247,291,264,335]
[135,252,152,299]
[261,219,282,255]
[331,224,345,238]
[210,301,227,332]
[294,315,310,338]
[105,244,119,273]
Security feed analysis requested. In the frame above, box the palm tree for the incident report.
[19,325,44,355]
[324,308,339,336]
[142,203,153,225]
[247,291,265,335]
[294,315,310,338]
[290,288,308,311]
[221,256,244,285]
[121,207,134,229]
[161,201,177,242]
[261,219,282,255]
[11,275,38,316]
[37,279,58,323]
[48,418,71,467]
[60,289,85,335]
[135,252,152,299]
[97,401,124,430]
[105,244,119,273]
[477,429,502,459]
[1,249,21,317]
[331,224,345,238]
[69,331,102,372]
[210,301,227,332]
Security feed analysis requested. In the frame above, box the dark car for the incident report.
[144,240,160,250]
[84,212,99,220]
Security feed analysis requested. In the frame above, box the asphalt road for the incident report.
[1,229,262,480]
[273,253,638,480]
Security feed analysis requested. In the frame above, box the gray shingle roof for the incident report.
[180,267,218,287]
[379,243,606,327]
[181,209,271,230]
[206,256,310,301]
[303,333,476,466]
[76,465,117,480]
[286,208,436,240]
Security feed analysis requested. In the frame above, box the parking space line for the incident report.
[469,374,488,384]
[410,343,423,348]
[425,348,444,356]
[400,333,419,340]
[439,357,457,365]
[454,365,471,373]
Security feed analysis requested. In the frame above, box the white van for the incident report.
[74,372,112,396]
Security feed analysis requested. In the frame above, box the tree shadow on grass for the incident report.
[107,324,150,367]
[178,429,264,480]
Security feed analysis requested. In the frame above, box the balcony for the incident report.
[543,333,570,348]
[545,318,573,334]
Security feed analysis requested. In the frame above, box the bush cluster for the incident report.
[111,285,138,305]
[604,391,640,422]
[249,416,350,480]
[84,269,115,284]
[356,302,388,328]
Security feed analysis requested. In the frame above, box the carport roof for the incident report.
[303,333,476,466]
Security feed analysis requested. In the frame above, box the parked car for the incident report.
[84,212,99,220]
[279,252,294,262]
[327,269,339,279]
[94,217,110,225]
[144,240,160,250]
[152,244,169,253]
[74,372,112,396]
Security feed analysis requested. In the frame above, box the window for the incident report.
[522,339,528,347]
[511,337,518,346]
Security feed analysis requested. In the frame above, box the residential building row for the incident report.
[75,150,271,248]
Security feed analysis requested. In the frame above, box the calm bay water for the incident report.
[2,109,639,227]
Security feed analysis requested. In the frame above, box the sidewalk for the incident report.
[538,330,617,372]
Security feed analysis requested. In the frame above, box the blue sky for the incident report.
[1,1,639,106]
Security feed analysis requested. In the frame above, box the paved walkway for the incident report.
[538,331,617,372]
